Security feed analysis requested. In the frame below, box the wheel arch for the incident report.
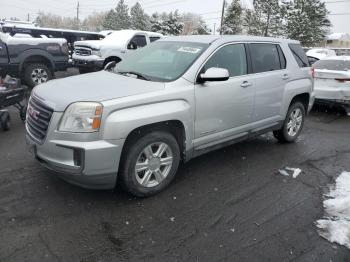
[19,52,54,74]
[290,93,310,113]
[103,56,121,66]
[122,120,186,161]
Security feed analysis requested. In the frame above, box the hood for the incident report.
[74,40,103,50]
[33,71,165,111]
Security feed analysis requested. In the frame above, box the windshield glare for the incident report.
[114,41,208,82]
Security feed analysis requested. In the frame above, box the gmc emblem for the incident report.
[27,105,40,120]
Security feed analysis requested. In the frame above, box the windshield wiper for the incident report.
[118,71,150,81]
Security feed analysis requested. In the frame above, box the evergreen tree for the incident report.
[102,9,117,30]
[221,0,243,35]
[282,0,331,46]
[162,10,184,35]
[242,9,261,35]
[251,0,282,37]
[130,2,150,31]
[150,13,163,33]
[114,0,131,30]
[192,18,211,35]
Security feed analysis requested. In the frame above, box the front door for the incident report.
[194,43,255,149]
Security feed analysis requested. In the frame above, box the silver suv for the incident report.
[26,35,315,197]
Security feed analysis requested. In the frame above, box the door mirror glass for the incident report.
[199,67,229,82]
[127,41,138,50]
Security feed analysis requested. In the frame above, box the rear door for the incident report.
[248,43,288,124]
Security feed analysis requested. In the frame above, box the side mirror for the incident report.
[104,61,116,71]
[127,41,138,50]
[199,67,230,82]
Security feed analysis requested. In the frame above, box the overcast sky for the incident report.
[0,0,349,34]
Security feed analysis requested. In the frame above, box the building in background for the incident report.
[324,33,350,48]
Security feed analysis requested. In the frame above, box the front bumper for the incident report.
[26,117,125,190]
[72,54,104,70]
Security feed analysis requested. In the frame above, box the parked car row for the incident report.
[0,25,163,88]
[26,35,314,196]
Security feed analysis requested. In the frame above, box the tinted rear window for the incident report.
[314,60,350,71]
[289,44,310,68]
[132,35,147,47]
[250,43,282,73]
[150,37,160,43]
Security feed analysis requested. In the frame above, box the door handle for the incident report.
[240,81,252,88]
[282,74,289,80]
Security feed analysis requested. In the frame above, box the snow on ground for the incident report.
[316,171,350,249]
[278,167,302,178]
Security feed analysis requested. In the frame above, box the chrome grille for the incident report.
[26,97,53,143]
[74,47,92,56]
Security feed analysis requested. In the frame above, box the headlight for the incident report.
[59,102,103,133]
[91,50,102,57]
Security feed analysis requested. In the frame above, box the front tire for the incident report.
[119,131,180,197]
[24,63,52,88]
[273,101,306,143]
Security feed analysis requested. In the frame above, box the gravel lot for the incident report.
[0,71,349,261]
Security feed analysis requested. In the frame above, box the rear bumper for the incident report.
[308,92,315,113]
[315,86,350,102]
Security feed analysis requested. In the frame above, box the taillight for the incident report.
[335,78,350,83]
[311,67,315,79]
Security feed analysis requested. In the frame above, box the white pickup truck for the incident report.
[72,30,163,73]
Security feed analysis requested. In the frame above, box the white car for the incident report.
[72,30,163,73]
[306,48,337,65]
[313,56,350,114]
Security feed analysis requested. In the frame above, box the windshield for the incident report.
[114,41,209,82]
[314,59,350,71]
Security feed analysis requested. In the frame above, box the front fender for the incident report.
[102,100,193,149]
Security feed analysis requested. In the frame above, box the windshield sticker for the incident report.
[177,46,202,54]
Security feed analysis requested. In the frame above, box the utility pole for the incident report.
[213,23,216,35]
[76,1,80,29]
[76,1,80,21]
[27,13,30,22]
[220,0,226,35]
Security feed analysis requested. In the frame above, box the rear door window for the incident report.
[314,60,350,71]
[203,44,247,77]
[150,37,161,43]
[249,43,282,73]
[289,43,310,68]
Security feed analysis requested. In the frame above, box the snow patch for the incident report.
[316,171,350,249]
[278,167,302,178]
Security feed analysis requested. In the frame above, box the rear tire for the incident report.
[119,131,180,197]
[24,63,52,88]
[273,101,306,143]
[0,111,10,131]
